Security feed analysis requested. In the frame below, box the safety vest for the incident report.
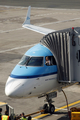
[20,117,27,120]
[2,115,9,120]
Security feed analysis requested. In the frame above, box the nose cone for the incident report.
[5,77,14,97]
[5,77,24,98]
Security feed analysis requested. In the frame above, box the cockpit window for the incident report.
[18,56,43,66]
[27,57,43,66]
[18,55,30,65]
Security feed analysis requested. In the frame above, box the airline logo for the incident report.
[27,16,30,20]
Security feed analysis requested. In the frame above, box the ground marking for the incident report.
[0,16,80,53]
[55,100,80,112]
[38,17,80,27]
[33,100,80,119]
[0,44,37,53]
[1,8,80,53]
[0,17,80,34]
[0,28,24,33]
[55,107,67,111]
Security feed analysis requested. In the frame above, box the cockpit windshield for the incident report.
[18,55,30,65]
[18,55,43,66]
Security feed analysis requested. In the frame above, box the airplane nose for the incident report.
[5,77,24,97]
[5,77,14,97]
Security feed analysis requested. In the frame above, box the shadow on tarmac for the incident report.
[57,116,69,120]
[55,111,70,120]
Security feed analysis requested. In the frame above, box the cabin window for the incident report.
[45,56,56,66]
[18,55,30,65]
[27,57,43,66]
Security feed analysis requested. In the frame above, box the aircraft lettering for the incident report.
[45,78,55,81]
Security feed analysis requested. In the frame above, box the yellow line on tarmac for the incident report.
[33,113,49,119]
[33,100,80,119]
[55,100,80,112]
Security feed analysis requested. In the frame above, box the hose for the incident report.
[62,89,71,120]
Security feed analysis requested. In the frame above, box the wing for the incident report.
[22,6,55,35]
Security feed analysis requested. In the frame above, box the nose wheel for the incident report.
[48,104,55,114]
[43,103,55,114]
[43,104,48,113]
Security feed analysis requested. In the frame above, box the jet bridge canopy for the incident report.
[40,27,80,83]
[0,102,7,107]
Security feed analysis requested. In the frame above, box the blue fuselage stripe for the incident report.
[10,72,58,79]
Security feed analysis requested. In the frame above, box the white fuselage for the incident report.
[5,73,61,98]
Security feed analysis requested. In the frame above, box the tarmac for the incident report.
[0,6,80,120]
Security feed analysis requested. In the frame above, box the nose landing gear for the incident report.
[43,92,57,114]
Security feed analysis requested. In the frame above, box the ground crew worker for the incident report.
[2,111,10,120]
[0,108,2,120]
[28,116,31,120]
[20,113,27,120]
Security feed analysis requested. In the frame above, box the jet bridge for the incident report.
[40,27,80,83]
